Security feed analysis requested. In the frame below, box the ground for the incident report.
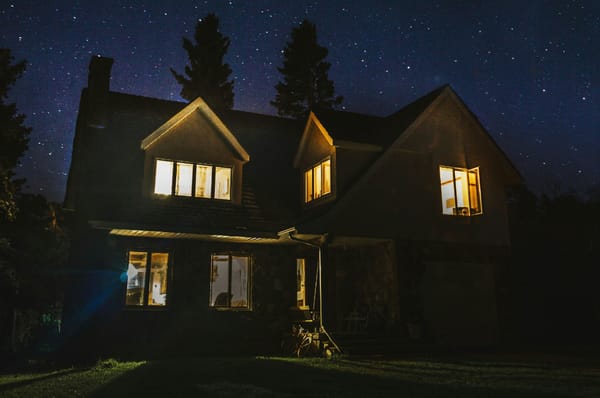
[0,353,599,397]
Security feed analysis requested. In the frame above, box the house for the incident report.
[62,56,522,357]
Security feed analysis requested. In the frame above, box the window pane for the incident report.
[126,251,147,306]
[296,259,306,308]
[439,167,455,215]
[230,256,249,308]
[148,253,168,306]
[468,169,481,214]
[154,160,173,195]
[175,162,193,196]
[305,169,313,202]
[214,167,231,200]
[195,164,213,198]
[210,255,230,307]
[454,169,469,215]
[314,164,322,199]
[322,159,331,195]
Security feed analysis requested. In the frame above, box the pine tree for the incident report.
[0,49,30,221]
[171,13,234,110]
[271,19,342,119]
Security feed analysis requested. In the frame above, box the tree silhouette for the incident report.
[0,49,30,221]
[171,13,234,110]
[271,19,342,119]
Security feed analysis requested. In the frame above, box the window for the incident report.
[209,254,250,309]
[125,251,169,307]
[153,159,231,200]
[439,166,482,216]
[296,258,308,309]
[304,158,331,203]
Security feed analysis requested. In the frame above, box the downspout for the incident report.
[288,232,342,354]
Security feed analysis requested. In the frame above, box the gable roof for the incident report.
[140,96,250,162]
[293,85,523,234]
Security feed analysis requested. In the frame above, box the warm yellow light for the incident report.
[175,162,193,196]
[195,164,213,198]
[215,166,231,200]
[439,165,482,216]
[154,160,173,195]
[322,159,331,195]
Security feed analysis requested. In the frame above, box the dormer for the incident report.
[294,111,385,207]
[294,112,337,206]
[140,97,250,205]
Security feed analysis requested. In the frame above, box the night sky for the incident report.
[1,0,598,202]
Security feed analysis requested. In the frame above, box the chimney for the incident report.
[86,55,113,128]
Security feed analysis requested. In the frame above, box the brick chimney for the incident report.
[86,55,113,128]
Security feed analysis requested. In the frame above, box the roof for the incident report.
[65,89,303,234]
[66,83,521,240]
[141,96,250,162]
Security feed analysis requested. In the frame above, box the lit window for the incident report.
[214,166,232,200]
[304,158,332,203]
[125,251,169,307]
[296,258,308,309]
[175,162,193,196]
[154,160,173,195]
[195,164,213,198]
[209,254,250,309]
[439,166,482,216]
[153,159,232,200]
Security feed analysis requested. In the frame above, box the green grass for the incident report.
[0,354,599,397]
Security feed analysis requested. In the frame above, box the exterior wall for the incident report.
[143,111,245,205]
[328,241,401,334]
[397,93,513,246]
[62,228,315,357]
[335,147,381,196]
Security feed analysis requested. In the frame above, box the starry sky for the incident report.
[1,0,598,201]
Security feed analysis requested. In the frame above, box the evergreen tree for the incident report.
[171,13,234,110]
[0,49,30,221]
[271,19,342,119]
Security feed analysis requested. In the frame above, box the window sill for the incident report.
[122,306,169,311]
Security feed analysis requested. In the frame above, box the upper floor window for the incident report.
[304,158,331,203]
[125,251,169,307]
[439,166,482,216]
[154,159,231,200]
[209,254,250,309]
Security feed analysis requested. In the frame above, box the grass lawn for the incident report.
[0,353,599,397]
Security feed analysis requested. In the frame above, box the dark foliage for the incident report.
[0,194,69,354]
[271,19,343,119]
[170,13,234,110]
[0,49,31,221]
[506,186,600,343]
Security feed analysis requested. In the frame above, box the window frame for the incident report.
[124,249,171,309]
[304,157,332,203]
[208,253,252,311]
[153,158,232,201]
[439,165,483,217]
[296,258,309,310]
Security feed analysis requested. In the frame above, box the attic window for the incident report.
[304,158,331,203]
[439,166,482,216]
[153,159,231,200]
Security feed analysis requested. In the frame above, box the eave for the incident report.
[140,96,250,162]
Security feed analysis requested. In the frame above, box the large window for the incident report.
[154,159,231,200]
[304,158,331,203]
[125,251,169,307]
[209,254,250,309]
[439,166,482,216]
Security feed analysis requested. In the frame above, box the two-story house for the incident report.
[62,56,521,357]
